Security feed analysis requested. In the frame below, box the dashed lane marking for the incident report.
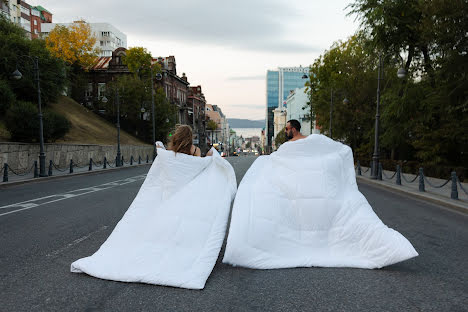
[0,174,146,217]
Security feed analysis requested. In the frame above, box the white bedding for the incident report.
[223,134,418,269]
[71,148,237,289]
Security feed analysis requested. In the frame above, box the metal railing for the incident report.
[355,160,467,200]
[2,154,151,183]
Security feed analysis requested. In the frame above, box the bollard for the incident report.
[121,156,124,166]
[70,159,74,174]
[138,155,141,165]
[48,160,53,176]
[3,163,8,182]
[396,165,401,185]
[357,160,361,176]
[115,156,119,167]
[103,157,107,169]
[146,155,149,163]
[34,161,39,178]
[451,172,458,200]
[89,158,93,171]
[130,156,133,165]
[378,163,383,180]
[418,168,425,192]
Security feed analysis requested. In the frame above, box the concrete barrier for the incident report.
[0,142,153,170]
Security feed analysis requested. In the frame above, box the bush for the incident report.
[43,110,71,142]
[5,101,39,142]
[5,101,70,142]
[0,79,15,114]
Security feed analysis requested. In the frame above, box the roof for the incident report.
[33,5,51,14]
[90,57,112,70]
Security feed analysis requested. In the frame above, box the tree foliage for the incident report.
[274,127,287,148]
[45,21,99,68]
[206,120,218,131]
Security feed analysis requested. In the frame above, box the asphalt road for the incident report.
[0,156,467,312]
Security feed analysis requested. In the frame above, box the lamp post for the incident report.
[150,66,157,160]
[111,89,122,167]
[371,53,406,179]
[11,55,47,177]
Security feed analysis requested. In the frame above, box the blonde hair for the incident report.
[168,124,193,155]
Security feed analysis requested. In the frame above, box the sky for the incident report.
[29,0,359,120]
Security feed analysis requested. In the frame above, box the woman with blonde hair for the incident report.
[72,124,235,290]
[167,124,201,156]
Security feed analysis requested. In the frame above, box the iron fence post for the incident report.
[418,168,425,192]
[34,161,38,178]
[89,158,92,171]
[70,159,74,174]
[103,157,107,169]
[146,155,149,163]
[138,155,141,165]
[3,164,8,182]
[48,160,53,176]
[130,156,133,165]
[378,162,383,180]
[357,160,361,176]
[451,172,458,200]
[396,165,401,185]
[121,156,124,166]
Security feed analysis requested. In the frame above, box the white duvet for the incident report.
[71,147,237,289]
[223,134,418,269]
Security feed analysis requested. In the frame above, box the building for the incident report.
[188,85,207,150]
[30,5,52,39]
[1,1,52,39]
[285,87,318,136]
[205,103,222,145]
[265,66,309,151]
[153,56,190,125]
[41,22,127,57]
[273,107,287,140]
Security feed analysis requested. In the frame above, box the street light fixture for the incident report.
[371,53,406,179]
[115,88,122,167]
[11,55,47,177]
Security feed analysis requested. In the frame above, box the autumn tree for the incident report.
[45,21,99,68]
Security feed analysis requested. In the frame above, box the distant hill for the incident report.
[228,118,265,128]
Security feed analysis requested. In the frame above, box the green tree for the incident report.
[274,127,287,148]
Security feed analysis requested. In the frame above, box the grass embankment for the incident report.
[0,96,149,145]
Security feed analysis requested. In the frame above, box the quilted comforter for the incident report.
[71,147,237,289]
[223,134,418,269]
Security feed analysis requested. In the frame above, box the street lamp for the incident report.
[111,89,122,167]
[371,53,406,179]
[11,55,47,177]
[329,89,349,139]
[150,66,157,160]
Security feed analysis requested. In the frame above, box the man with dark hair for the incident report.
[285,119,307,141]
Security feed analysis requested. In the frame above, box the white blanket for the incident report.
[223,134,418,269]
[71,148,237,289]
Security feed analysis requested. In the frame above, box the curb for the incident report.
[0,163,152,188]
[356,176,468,215]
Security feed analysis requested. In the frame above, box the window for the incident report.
[101,31,109,37]
[85,83,92,97]
[98,83,106,99]
[33,20,37,25]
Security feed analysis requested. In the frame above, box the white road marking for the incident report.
[46,225,109,258]
[0,174,146,217]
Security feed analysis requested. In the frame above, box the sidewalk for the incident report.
[357,166,468,214]
[1,159,152,186]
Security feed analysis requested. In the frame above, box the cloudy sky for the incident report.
[29,0,359,120]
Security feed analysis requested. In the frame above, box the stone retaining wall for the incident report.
[0,143,154,170]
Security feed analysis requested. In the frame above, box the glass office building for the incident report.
[265,66,308,149]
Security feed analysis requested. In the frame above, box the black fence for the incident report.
[2,155,152,183]
[356,161,468,200]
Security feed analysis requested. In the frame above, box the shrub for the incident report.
[5,101,70,142]
[0,79,15,115]
[5,101,39,142]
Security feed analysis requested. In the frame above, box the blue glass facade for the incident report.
[265,68,307,149]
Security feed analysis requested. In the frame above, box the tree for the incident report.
[275,127,287,148]
[45,21,99,68]
[0,16,66,107]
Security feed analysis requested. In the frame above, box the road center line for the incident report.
[0,174,147,217]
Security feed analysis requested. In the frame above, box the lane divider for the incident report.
[0,174,147,217]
